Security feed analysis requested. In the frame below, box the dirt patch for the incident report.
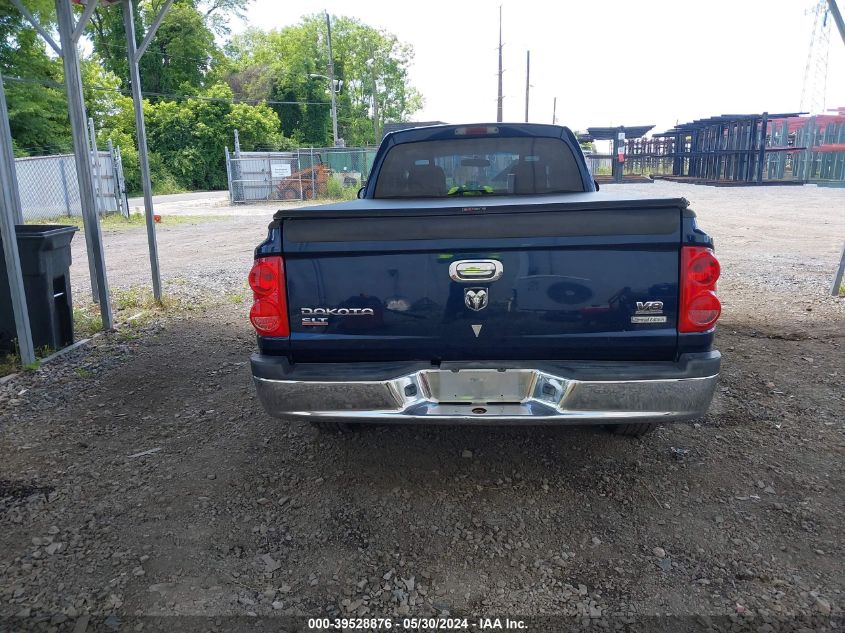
[1,183,843,630]
[0,305,841,629]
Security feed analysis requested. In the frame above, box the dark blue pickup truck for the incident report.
[248,123,721,437]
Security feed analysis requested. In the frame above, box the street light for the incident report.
[307,73,342,147]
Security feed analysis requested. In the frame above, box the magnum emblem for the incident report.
[464,288,489,311]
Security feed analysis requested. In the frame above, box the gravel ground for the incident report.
[0,182,843,632]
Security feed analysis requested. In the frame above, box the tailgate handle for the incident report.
[449,259,504,282]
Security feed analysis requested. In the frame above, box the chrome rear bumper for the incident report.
[251,353,720,425]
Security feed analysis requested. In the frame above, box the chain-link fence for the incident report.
[225,147,377,203]
[584,155,613,177]
[16,147,127,221]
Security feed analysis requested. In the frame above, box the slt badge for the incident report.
[464,288,489,311]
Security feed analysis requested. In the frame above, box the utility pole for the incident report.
[552,97,557,125]
[524,50,530,123]
[326,11,339,147]
[369,49,381,143]
[496,5,503,122]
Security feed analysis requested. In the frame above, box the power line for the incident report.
[129,89,330,106]
[90,38,330,81]
[14,146,75,156]
[90,38,220,67]
[1,74,330,106]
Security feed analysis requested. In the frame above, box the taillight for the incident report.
[680,246,721,333]
[248,256,289,337]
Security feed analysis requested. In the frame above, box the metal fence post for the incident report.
[224,147,232,203]
[310,147,316,200]
[232,129,242,203]
[267,153,273,200]
[107,139,122,217]
[297,159,303,200]
[88,117,105,216]
[114,145,129,218]
[59,158,72,217]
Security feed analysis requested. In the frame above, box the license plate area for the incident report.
[420,369,536,403]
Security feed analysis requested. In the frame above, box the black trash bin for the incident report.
[0,224,78,354]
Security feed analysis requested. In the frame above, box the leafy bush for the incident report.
[326,177,344,199]
[325,177,361,200]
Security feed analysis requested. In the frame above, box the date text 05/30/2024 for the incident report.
[306,618,527,630]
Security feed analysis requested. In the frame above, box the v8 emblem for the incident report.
[636,301,664,314]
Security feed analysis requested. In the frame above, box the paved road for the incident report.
[124,190,321,217]
[126,190,229,208]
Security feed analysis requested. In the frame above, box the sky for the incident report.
[232,0,845,134]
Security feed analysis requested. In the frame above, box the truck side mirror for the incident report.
[357,186,366,199]
[594,179,600,191]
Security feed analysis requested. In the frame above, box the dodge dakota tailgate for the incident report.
[279,197,685,363]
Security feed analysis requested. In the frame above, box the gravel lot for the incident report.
[1,183,843,631]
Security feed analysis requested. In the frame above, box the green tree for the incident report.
[144,82,285,190]
[138,2,219,96]
[226,14,422,146]
[0,1,71,155]
[87,0,242,97]
[319,14,422,145]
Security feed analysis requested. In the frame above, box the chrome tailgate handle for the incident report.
[449,259,504,282]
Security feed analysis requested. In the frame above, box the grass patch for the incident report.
[5,283,220,377]
[74,309,102,338]
[3,284,203,377]
[74,367,93,379]
[26,212,228,231]
[226,292,247,305]
[326,178,360,201]
[0,353,19,377]
[114,287,148,311]
[0,345,52,377]
[73,287,175,334]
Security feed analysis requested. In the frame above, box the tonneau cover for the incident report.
[273,191,692,221]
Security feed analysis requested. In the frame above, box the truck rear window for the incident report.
[373,137,585,198]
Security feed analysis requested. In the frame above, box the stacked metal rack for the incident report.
[578,125,654,184]
[789,108,845,183]
[635,112,806,186]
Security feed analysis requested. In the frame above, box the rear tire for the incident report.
[607,422,660,438]
[309,421,359,434]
